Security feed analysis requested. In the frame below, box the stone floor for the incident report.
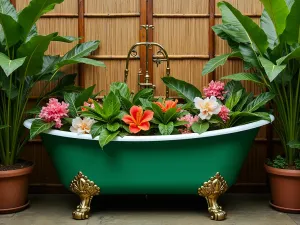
[0,194,300,225]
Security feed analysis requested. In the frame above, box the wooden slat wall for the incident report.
[16,0,279,193]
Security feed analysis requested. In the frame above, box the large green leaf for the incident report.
[260,10,277,49]
[56,57,105,69]
[102,91,121,119]
[90,122,105,138]
[110,82,131,99]
[191,122,209,135]
[212,24,240,51]
[17,33,58,78]
[0,0,17,20]
[229,112,271,126]
[218,1,268,54]
[244,92,275,112]
[64,92,79,117]
[133,88,153,105]
[281,0,300,44]
[225,89,243,110]
[259,0,289,36]
[224,80,243,100]
[0,13,22,47]
[99,129,119,149]
[163,108,178,124]
[34,55,61,81]
[259,56,286,81]
[276,47,300,64]
[30,119,55,139]
[75,85,95,107]
[151,103,164,122]
[161,77,202,102]
[202,52,237,75]
[239,44,261,69]
[234,92,253,111]
[107,122,120,132]
[60,41,100,61]
[52,36,79,43]
[18,0,64,40]
[221,73,263,84]
[0,53,26,76]
[158,122,174,135]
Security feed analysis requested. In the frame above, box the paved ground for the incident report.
[0,194,300,225]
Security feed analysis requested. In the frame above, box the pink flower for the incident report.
[177,114,199,134]
[219,105,230,122]
[39,98,69,128]
[204,80,226,100]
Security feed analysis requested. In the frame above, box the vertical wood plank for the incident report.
[139,0,147,84]
[209,0,216,81]
[78,0,85,87]
[10,0,16,7]
[147,0,154,84]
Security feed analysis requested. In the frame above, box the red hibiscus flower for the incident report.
[122,106,154,134]
[154,99,180,112]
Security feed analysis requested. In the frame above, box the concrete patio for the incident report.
[0,194,299,225]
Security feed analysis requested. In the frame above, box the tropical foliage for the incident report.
[0,0,105,166]
[29,77,273,149]
[202,0,300,167]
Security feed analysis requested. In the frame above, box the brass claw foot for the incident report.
[70,172,100,220]
[198,172,228,221]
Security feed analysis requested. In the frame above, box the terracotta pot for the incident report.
[265,164,300,212]
[0,162,33,213]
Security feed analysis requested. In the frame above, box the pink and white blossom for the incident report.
[39,98,69,128]
[194,96,222,120]
[219,105,230,122]
[177,114,199,134]
[70,117,96,134]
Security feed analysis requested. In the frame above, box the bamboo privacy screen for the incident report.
[14,0,279,191]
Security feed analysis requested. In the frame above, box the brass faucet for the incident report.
[124,25,171,97]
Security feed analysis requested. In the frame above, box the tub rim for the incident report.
[24,115,274,142]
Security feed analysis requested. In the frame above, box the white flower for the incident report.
[70,117,95,134]
[194,96,222,120]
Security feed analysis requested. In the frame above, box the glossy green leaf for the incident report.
[276,47,300,64]
[238,44,261,69]
[133,88,153,105]
[225,89,243,110]
[151,103,164,122]
[260,10,277,49]
[30,119,55,139]
[0,13,22,47]
[281,0,300,44]
[212,24,240,51]
[221,73,263,84]
[60,41,100,61]
[218,1,268,54]
[75,85,95,107]
[288,140,300,149]
[18,0,63,40]
[234,92,253,111]
[90,122,105,138]
[119,95,133,113]
[224,80,243,100]
[139,98,152,109]
[99,129,119,149]
[259,0,289,36]
[173,120,189,127]
[36,55,60,77]
[158,122,174,135]
[64,92,79,117]
[52,36,79,43]
[17,33,58,78]
[102,91,121,119]
[163,108,178,124]
[0,53,26,76]
[259,56,286,81]
[161,77,202,102]
[107,122,120,132]
[57,57,105,68]
[244,92,275,112]
[229,112,271,126]
[110,82,130,99]
[191,122,209,135]
[202,52,237,75]
[0,0,17,20]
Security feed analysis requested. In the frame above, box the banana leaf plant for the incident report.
[0,0,105,166]
[202,0,300,167]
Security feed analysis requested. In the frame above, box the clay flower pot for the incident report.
[0,162,34,213]
[265,164,300,212]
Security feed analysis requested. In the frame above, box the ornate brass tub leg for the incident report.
[198,172,228,221]
[70,172,100,220]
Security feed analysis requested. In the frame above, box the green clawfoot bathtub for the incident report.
[24,116,273,221]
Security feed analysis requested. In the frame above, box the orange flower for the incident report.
[154,99,180,112]
[122,106,154,134]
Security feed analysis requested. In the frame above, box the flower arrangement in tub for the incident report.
[29,77,274,148]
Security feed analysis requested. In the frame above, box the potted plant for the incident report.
[202,0,300,212]
[24,77,273,221]
[0,0,104,213]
